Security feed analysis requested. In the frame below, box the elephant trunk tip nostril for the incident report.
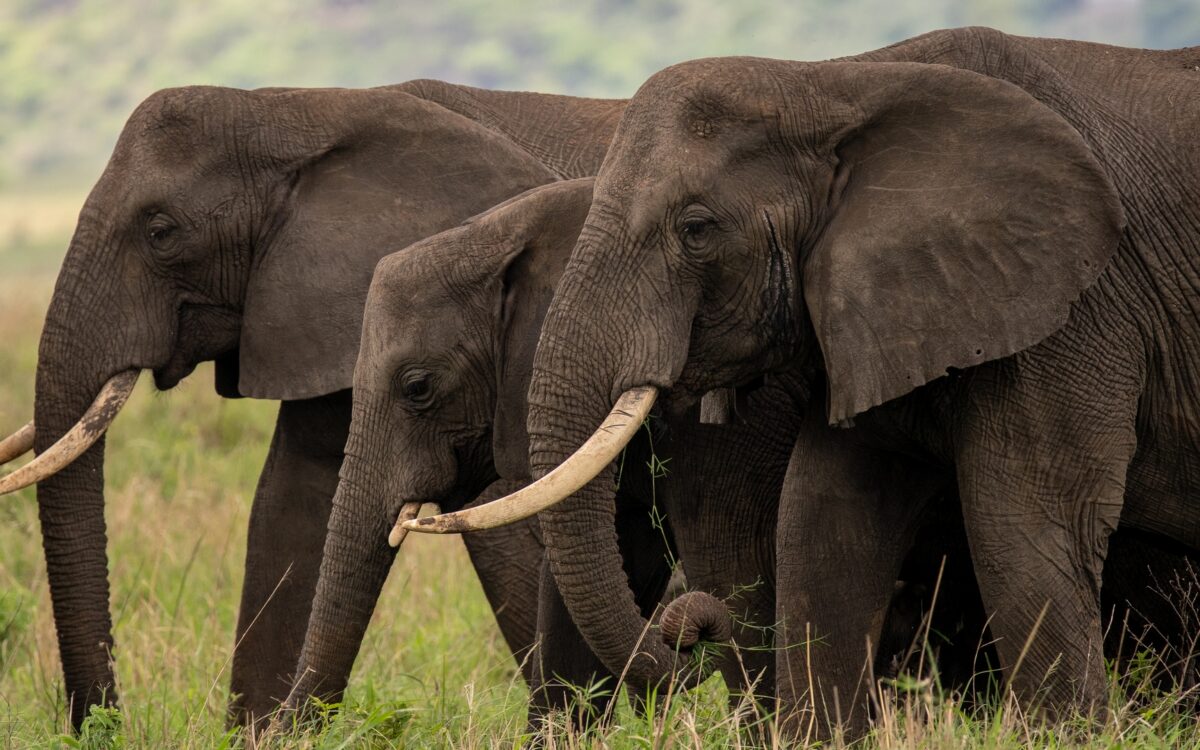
[660,591,734,651]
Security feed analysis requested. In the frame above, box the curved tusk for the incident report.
[0,371,138,496]
[404,386,657,534]
[387,502,425,548]
[0,421,35,464]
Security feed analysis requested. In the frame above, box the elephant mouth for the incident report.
[659,383,705,419]
[153,358,197,391]
[669,365,762,417]
[153,303,242,391]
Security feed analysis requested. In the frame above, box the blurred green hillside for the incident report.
[4,0,1200,191]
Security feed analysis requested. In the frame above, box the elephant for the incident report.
[0,79,628,729]
[289,177,799,726]
[408,27,1200,737]
[290,174,1200,731]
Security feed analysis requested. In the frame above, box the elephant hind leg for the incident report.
[775,406,951,740]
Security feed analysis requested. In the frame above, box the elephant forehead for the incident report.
[377,221,510,295]
[365,259,490,351]
[119,89,246,166]
[360,293,474,361]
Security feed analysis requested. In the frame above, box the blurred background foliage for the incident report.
[3,0,1200,191]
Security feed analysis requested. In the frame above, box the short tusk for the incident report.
[387,502,424,548]
[0,421,35,464]
[0,371,138,496]
[404,386,657,534]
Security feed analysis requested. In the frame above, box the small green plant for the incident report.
[53,705,123,750]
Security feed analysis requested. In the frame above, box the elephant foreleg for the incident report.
[957,353,1138,722]
[527,559,622,732]
[461,479,545,686]
[229,390,351,728]
[775,407,948,740]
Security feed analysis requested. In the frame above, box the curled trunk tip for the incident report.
[660,591,734,651]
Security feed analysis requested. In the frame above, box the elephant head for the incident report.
[409,58,1123,691]
[291,178,596,708]
[0,83,559,727]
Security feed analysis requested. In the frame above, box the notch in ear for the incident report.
[237,89,558,401]
[489,179,595,478]
[800,62,1124,424]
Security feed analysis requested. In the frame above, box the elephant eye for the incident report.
[679,217,717,252]
[146,213,179,253]
[398,369,435,407]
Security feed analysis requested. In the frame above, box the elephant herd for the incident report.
[2,26,1199,740]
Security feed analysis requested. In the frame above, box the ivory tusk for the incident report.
[387,502,424,548]
[404,386,657,534]
[0,371,138,496]
[0,421,35,464]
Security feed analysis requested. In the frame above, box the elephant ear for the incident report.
[237,89,557,400]
[490,179,594,479]
[802,62,1124,424]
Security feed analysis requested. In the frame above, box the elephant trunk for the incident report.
[30,211,170,728]
[33,259,130,728]
[291,405,398,711]
[523,251,695,693]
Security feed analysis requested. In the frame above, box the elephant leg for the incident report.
[775,407,946,739]
[527,494,675,731]
[957,356,1137,721]
[527,559,620,731]
[461,479,544,686]
[229,390,351,728]
[1101,529,1200,692]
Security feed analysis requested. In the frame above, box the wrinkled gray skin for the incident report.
[520,27,1200,736]
[291,178,798,724]
[30,80,625,729]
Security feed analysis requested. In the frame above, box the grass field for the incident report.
[2,194,1200,748]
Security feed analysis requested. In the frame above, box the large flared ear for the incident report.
[800,62,1124,424]
[237,89,557,401]
[490,179,594,479]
